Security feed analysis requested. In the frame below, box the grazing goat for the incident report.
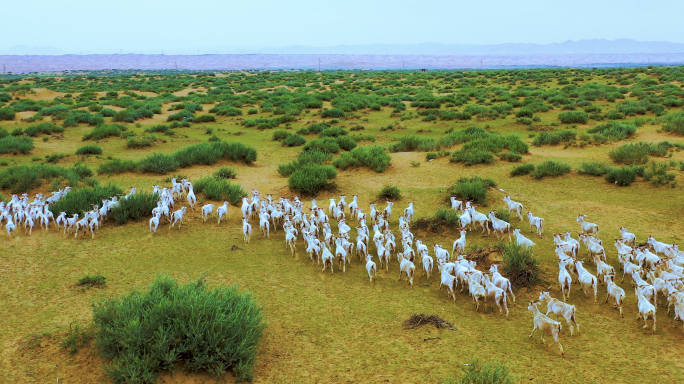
[558,260,573,301]
[217,202,229,225]
[502,196,523,221]
[321,243,334,274]
[422,254,433,280]
[488,211,511,240]
[467,272,487,311]
[619,227,636,246]
[149,214,160,234]
[201,204,214,223]
[527,212,544,236]
[439,269,458,302]
[528,301,564,355]
[467,207,489,235]
[538,291,579,336]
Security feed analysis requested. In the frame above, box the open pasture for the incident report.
[1,67,684,383]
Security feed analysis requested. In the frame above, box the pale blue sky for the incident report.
[4,0,684,52]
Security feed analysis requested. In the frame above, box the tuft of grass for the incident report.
[558,111,588,124]
[60,324,95,355]
[92,275,265,383]
[282,134,306,147]
[98,159,137,175]
[450,150,495,166]
[499,241,540,287]
[411,160,421,167]
[451,177,496,205]
[662,110,684,135]
[443,359,515,384]
[214,166,237,179]
[510,163,534,176]
[75,145,103,156]
[379,185,401,200]
[0,163,94,193]
[77,274,107,287]
[531,160,571,179]
[82,124,127,141]
[126,135,156,149]
[578,161,611,176]
[193,177,246,204]
[609,142,666,165]
[278,150,332,177]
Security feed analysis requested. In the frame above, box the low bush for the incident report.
[332,145,391,172]
[214,166,237,179]
[320,127,348,138]
[282,134,306,147]
[98,159,137,175]
[510,163,534,176]
[662,111,684,135]
[0,135,34,154]
[24,122,63,137]
[278,150,332,177]
[0,107,16,120]
[587,121,637,142]
[500,241,540,287]
[193,177,246,204]
[137,153,179,174]
[411,208,460,233]
[272,130,291,141]
[45,153,66,164]
[303,138,341,154]
[77,274,107,288]
[288,165,337,195]
[578,161,611,176]
[558,111,588,124]
[75,145,103,155]
[92,275,265,383]
[297,122,329,135]
[82,124,126,141]
[144,125,174,135]
[532,131,576,146]
[443,359,515,384]
[389,136,439,152]
[498,152,522,162]
[450,150,495,165]
[126,135,156,149]
[321,108,345,118]
[450,177,496,205]
[605,166,640,186]
[531,160,572,179]
[642,162,676,187]
[49,184,122,215]
[608,142,660,165]
[0,163,93,193]
[379,185,401,200]
[110,192,159,224]
[166,109,195,122]
[194,114,216,123]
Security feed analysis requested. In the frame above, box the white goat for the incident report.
[513,229,535,249]
[635,287,657,333]
[574,261,598,303]
[577,215,599,235]
[538,291,579,336]
[527,212,544,236]
[528,301,564,355]
[502,196,523,221]
[489,264,516,303]
[603,274,625,317]
[201,204,214,223]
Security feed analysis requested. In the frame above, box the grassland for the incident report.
[1,67,684,383]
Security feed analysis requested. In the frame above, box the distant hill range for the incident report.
[3,39,684,55]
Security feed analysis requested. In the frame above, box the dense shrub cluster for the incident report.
[332,145,392,172]
[450,176,496,205]
[531,160,572,179]
[0,163,94,193]
[76,145,103,155]
[110,192,159,224]
[193,176,246,204]
[532,131,576,146]
[379,185,401,200]
[288,165,337,195]
[0,135,34,154]
[82,124,127,141]
[49,184,122,215]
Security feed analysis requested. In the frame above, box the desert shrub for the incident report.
[98,159,137,174]
[461,135,529,154]
[211,141,257,164]
[433,207,460,226]
[288,165,337,195]
[0,107,16,120]
[587,121,637,141]
[321,108,345,118]
[451,177,496,205]
[609,142,655,165]
[272,130,291,141]
[494,209,511,223]
[92,275,265,383]
[0,135,34,154]
[282,134,306,147]
[60,325,95,355]
[389,136,439,152]
[578,161,611,176]
[49,184,122,215]
[247,108,258,115]
[443,359,515,384]
[194,114,216,123]
[320,127,348,138]
[642,162,676,187]
[662,111,684,135]
[23,122,63,137]
[193,177,246,204]
[110,192,160,224]
[303,138,341,154]
[510,163,535,176]
[379,185,401,200]
[137,153,179,174]
[214,166,237,179]
[101,108,116,117]
[498,152,522,162]
[426,150,451,160]
[209,105,243,116]
[450,150,495,165]
[144,125,174,135]
[82,124,126,141]
[166,109,195,122]
[332,145,391,172]
[297,122,329,135]
[126,135,156,149]
[75,145,103,155]
[532,131,576,146]
[335,135,357,151]
[278,150,332,177]
[77,274,107,288]
[605,166,640,186]
[45,153,66,163]
[500,241,540,287]
[0,163,93,193]
[531,160,571,179]
[558,111,588,124]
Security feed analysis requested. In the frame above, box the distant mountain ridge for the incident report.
[2,39,684,55]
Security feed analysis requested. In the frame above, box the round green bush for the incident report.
[288,165,337,195]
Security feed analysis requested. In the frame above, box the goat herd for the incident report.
[3,178,684,356]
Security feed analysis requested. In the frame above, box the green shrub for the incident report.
[558,111,588,124]
[587,121,637,142]
[531,160,572,179]
[193,177,246,204]
[662,111,684,135]
[82,124,126,141]
[137,153,179,174]
[379,185,401,200]
[578,161,611,176]
[510,163,534,176]
[166,109,195,122]
[498,152,522,162]
[332,145,392,172]
[92,275,265,383]
[450,150,495,166]
[98,159,137,174]
[532,131,576,146]
[605,166,640,186]
[77,274,107,287]
[49,184,122,215]
[288,165,337,195]
[335,136,357,151]
[451,177,496,205]
[144,125,174,135]
[432,207,460,226]
[389,136,439,152]
[23,122,64,137]
[0,107,16,120]
[214,166,237,179]
[320,127,348,138]
[0,135,34,154]
[303,138,341,154]
[321,108,345,118]
[609,142,654,165]
[500,241,540,287]
[278,150,332,177]
[45,153,66,164]
[194,114,216,123]
[272,130,291,141]
[0,163,93,193]
[76,145,103,155]
[247,108,258,115]
[60,325,95,355]
[126,135,156,148]
[282,134,306,147]
[297,122,329,135]
[110,192,159,224]
[443,359,515,384]
[642,162,676,187]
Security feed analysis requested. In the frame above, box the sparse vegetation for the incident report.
[379,185,401,200]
